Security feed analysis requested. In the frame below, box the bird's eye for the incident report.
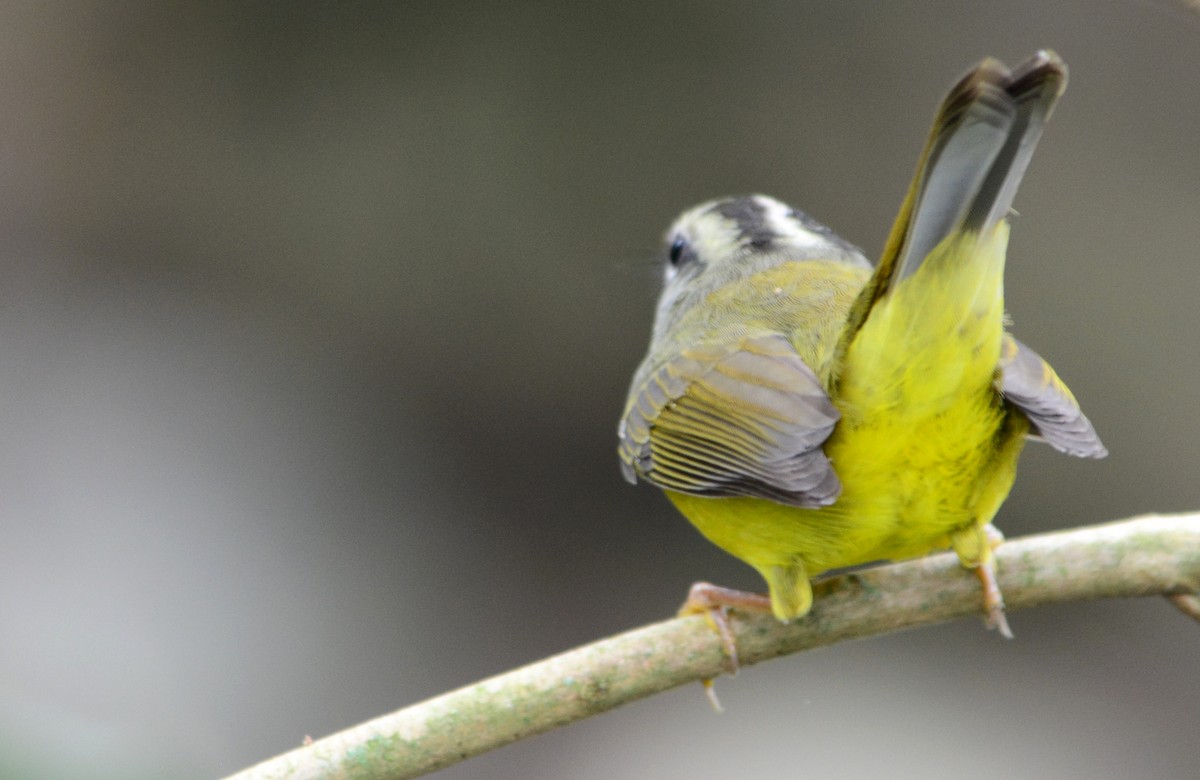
[668,236,687,265]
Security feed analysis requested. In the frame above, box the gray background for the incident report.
[3,2,1198,778]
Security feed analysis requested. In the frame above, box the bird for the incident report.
[618,51,1105,647]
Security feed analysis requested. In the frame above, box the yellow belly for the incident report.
[667,405,1028,601]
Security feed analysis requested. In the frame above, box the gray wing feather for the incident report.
[618,334,841,507]
[999,335,1107,458]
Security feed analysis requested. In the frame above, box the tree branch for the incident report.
[224,514,1200,780]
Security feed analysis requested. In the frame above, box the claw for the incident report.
[702,678,724,713]
[1168,593,1200,624]
[975,558,1013,639]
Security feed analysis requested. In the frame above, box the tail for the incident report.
[835,51,1067,360]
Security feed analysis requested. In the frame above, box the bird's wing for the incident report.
[998,334,1107,458]
[618,334,841,508]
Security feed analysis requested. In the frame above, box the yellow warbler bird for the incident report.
[618,51,1105,639]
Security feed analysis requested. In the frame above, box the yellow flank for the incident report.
[666,224,1029,621]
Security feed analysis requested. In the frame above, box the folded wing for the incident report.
[998,334,1107,458]
[618,334,841,507]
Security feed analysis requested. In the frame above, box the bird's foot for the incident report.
[974,558,1013,639]
[679,582,773,710]
[952,524,1013,639]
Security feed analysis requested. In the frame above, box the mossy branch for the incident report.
[223,514,1200,780]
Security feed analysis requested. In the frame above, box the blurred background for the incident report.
[2,2,1198,778]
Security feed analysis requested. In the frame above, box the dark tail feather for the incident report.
[834,52,1067,365]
